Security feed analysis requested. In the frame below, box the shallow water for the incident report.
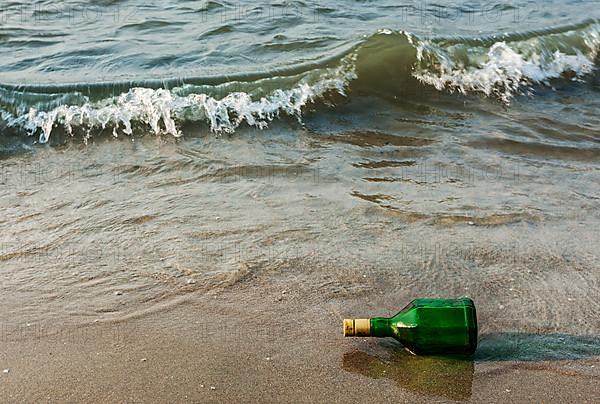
[0,0,599,363]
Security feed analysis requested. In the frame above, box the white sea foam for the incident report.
[413,25,600,103]
[3,24,600,140]
[10,57,357,143]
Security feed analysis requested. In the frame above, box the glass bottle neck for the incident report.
[370,317,393,338]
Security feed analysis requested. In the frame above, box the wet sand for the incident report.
[1,268,598,403]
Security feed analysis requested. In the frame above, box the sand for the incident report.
[1,280,598,403]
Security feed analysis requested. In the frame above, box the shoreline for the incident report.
[1,277,598,403]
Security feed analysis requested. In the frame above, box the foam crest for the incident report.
[413,24,600,103]
[10,60,357,143]
[2,22,599,141]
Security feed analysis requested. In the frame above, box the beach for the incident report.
[1,269,598,402]
[1,0,599,401]
[1,131,599,402]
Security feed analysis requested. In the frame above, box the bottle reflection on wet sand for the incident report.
[342,332,600,401]
[342,348,474,401]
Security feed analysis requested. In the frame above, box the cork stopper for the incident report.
[343,319,370,337]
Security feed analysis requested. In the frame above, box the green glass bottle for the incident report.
[343,298,478,355]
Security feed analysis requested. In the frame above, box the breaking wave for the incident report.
[1,20,598,143]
